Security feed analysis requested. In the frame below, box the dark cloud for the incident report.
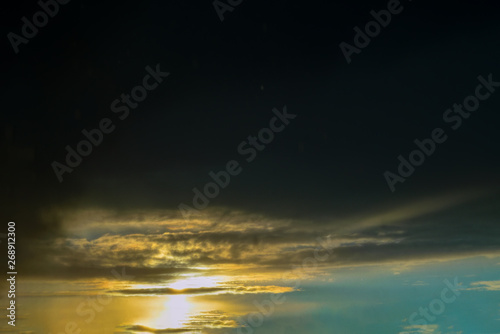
[115,287,225,295]
[10,186,498,284]
[114,285,294,296]
[22,263,194,283]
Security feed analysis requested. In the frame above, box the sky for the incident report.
[1,0,500,333]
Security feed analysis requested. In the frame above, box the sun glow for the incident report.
[153,294,192,329]
[135,275,228,330]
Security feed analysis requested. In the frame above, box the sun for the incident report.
[146,275,225,330]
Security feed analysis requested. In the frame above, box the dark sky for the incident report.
[1,0,500,264]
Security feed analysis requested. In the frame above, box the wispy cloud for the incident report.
[400,324,439,333]
[118,325,198,333]
[466,280,500,291]
[119,310,239,333]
